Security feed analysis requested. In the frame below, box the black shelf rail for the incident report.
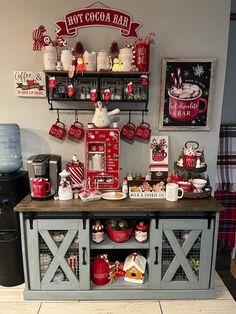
[44,70,150,113]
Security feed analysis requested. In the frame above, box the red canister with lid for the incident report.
[91,255,109,285]
[135,222,148,243]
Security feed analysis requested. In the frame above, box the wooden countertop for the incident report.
[14,194,224,213]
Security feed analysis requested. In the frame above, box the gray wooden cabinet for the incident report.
[20,211,218,300]
[150,218,214,290]
[23,218,90,291]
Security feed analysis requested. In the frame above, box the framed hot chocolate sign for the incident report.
[159,58,216,131]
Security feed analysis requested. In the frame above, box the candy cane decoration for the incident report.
[177,67,182,87]
[42,35,52,46]
[126,44,136,69]
[32,25,66,51]
[32,25,45,51]
[171,73,178,86]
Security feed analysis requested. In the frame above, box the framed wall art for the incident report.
[158,58,216,131]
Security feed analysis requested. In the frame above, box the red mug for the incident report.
[152,151,167,161]
[48,77,57,89]
[168,90,208,122]
[120,122,136,140]
[127,82,134,94]
[135,122,151,140]
[68,121,84,140]
[90,90,98,102]
[67,86,75,97]
[177,181,192,192]
[32,179,51,197]
[103,90,111,101]
[49,121,66,140]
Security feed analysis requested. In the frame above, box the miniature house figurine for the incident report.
[123,252,146,284]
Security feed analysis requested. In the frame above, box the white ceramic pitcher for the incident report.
[92,107,120,128]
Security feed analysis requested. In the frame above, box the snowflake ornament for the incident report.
[193,64,204,77]
[163,116,170,124]
[183,70,189,77]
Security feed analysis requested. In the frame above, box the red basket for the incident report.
[106,226,133,243]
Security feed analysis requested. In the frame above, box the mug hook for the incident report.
[56,109,60,122]
[141,111,145,123]
[75,109,78,122]
[128,111,131,123]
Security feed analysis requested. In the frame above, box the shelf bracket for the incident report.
[24,212,35,230]
[82,212,87,230]
[154,212,159,229]
[206,212,213,229]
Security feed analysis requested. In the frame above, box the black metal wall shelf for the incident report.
[44,71,150,113]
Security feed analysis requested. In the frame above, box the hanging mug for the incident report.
[68,121,84,140]
[135,122,151,140]
[49,120,66,140]
[121,122,136,141]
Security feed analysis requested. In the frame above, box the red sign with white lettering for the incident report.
[56,7,141,38]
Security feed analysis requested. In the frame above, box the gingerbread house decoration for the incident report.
[123,252,146,284]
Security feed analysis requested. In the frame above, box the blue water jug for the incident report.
[0,124,23,174]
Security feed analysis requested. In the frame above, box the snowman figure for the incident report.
[58,170,73,200]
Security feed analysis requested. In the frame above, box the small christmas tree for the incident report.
[75,41,84,59]
[109,41,119,59]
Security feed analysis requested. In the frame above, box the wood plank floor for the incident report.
[0,273,235,314]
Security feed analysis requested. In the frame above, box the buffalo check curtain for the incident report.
[215,124,236,248]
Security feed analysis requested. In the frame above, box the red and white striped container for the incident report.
[66,160,84,187]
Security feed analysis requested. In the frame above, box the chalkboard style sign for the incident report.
[159,58,216,131]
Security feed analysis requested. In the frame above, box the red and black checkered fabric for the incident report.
[214,125,236,248]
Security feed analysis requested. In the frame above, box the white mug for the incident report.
[165,183,184,201]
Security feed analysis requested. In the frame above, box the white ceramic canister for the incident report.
[83,51,97,71]
[97,50,110,71]
[61,49,73,71]
[43,45,57,70]
[119,47,133,71]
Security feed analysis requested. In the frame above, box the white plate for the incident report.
[102,192,127,200]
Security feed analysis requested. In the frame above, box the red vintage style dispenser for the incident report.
[85,128,120,190]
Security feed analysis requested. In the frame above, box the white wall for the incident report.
[1,0,231,187]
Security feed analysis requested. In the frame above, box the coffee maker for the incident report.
[27,154,61,199]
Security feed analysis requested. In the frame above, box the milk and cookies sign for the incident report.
[14,71,46,97]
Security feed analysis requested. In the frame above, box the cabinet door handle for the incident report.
[82,247,86,265]
[154,246,159,265]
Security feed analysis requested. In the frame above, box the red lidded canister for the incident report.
[91,255,109,285]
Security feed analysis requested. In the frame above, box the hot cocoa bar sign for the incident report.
[56,7,141,38]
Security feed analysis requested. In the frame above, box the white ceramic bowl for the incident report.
[192,179,207,189]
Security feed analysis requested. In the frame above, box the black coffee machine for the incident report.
[0,171,30,286]
[27,154,61,200]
